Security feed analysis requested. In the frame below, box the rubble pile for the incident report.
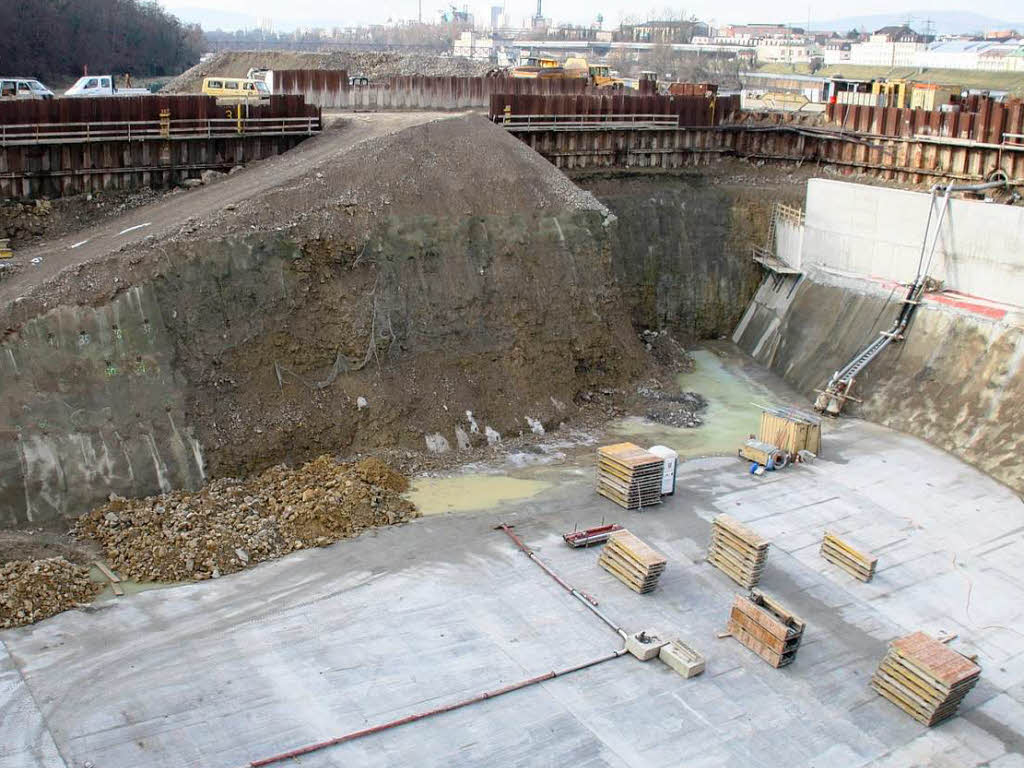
[353,457,410,492]
[76,455,418,582]
[0,558,100,629]
[636,382,707,428]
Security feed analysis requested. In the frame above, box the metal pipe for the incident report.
[243,648,628,768]
[497,524,628,639]
[929,178,1010,193]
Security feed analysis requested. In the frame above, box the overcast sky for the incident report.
[157,0,1015,30]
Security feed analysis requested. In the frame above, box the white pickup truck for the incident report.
[64,75,150,98]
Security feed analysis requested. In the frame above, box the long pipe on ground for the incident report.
[242,649,628,768]
[497,523,628,639]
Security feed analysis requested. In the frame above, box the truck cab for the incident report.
[1,78,55,100]
[64,75,150,98]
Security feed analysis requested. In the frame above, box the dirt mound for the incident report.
[76,455,417,582]
[219,114,608,239]
[354,457,410,492]
[1,558,100,629]
[164,51,492,93]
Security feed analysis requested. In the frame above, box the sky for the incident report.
[157,0,1015,31]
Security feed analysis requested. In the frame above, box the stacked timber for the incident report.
[596,443,664,510]
[727,589,805,668]
[758,405,822,456]
[821,531,878,582]
[871,632,981,726]
[598,529,667,593]
[707,514,770,588]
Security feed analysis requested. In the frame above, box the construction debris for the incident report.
[597,443,664,510]
[727,589,805,668]
[659,639,706,678]
[707,514,770,588]
[0,558,101,629]
[821,531,878,582]
[598,529,667,593]
[76,455,417,583]
[563,523,623,548]
[871,632,981,725]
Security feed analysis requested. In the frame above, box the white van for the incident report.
[0,78,55,100]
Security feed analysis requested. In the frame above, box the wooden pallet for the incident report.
[598,529,667,594]
[728,589,805,668]
[821,531,877,582]
[707,514,770,587]
[596,443,665,510]
[871,632,981,725]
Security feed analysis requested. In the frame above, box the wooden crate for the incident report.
[821,531,878,582]
[871,632,980,725]
[758,407,822,456]
[727,589,805,668]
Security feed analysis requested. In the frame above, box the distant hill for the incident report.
[805,10,1022,36]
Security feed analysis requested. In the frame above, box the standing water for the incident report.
[608,348,775,458]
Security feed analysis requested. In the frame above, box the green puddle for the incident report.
[608,348,774,459]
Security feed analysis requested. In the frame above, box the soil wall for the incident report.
[0,211,642,526]
[578,171,804,341]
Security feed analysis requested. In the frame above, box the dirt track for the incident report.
[0,112,457,313]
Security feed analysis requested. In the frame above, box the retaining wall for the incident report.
[734,179,1024,492]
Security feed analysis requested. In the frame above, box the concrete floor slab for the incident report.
[2,411,1023,767]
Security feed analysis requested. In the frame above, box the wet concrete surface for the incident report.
[2,346,1023,768]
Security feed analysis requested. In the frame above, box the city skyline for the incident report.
[158,0,1021,33]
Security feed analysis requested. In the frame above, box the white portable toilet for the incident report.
[648,445,678,496]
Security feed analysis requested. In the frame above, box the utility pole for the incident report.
[418,0,422,24]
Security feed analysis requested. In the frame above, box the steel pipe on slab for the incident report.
[242,649,628,767]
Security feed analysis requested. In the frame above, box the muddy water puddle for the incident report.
[406,347,786,514]
[406,475,552,515]
[89,564,188,600]
[608,348,774,459]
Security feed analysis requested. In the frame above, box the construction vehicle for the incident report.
[64,75,149,97]
[510,55,564,79]
[563,57,626,88]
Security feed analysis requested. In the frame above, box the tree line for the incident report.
[7,0,205,80]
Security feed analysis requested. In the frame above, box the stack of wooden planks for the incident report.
[598,529,667,593]
[707,514,770,588]
[596,443,665,510]
[871,632,981,726]
[758,405,822,456]
[821,531,878,582]
[727,589,806,668]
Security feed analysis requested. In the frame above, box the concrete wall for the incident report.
[735,274,1024,493]
[735,178,1024,493]
[802,179,1024,306]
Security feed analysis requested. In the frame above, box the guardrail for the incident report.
[493,113,682,131]
[0,116,320,147]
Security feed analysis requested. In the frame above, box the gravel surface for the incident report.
[76,455,417,583]
[1,558,100,629]
[164,51,492,93]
